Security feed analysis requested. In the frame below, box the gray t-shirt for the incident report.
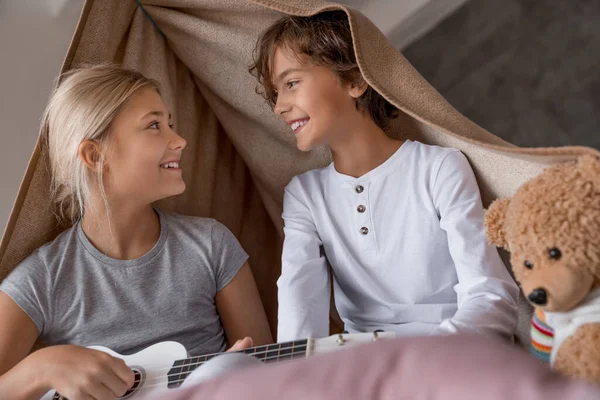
[0,209,248,356]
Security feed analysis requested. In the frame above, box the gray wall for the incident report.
[402,0,600,149]
[0,0,85,233]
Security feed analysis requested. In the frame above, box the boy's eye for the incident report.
[286,80,299,89]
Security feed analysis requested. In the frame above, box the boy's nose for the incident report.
[274,98,291,115]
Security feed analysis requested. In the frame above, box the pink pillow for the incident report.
[165,335,599,400]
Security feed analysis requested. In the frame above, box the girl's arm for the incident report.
[0,291,43,399]
[0,292,133,400]
[216,262,273,348]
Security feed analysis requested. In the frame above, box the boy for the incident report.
[250,11,519,342]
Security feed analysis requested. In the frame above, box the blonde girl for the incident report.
[0,65,272,399]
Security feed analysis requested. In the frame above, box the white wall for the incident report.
[0,0,464,234]
[0,0,85,233]
[338,0,468,49]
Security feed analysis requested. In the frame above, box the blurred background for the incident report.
[0,0,598,231]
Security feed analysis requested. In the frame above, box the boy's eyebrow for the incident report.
[141,111,172,120]
[275,68,301,84]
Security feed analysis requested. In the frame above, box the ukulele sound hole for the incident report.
[119,367,144,399]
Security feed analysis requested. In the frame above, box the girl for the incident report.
[0,65,272,399]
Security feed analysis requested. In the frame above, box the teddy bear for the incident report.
[484,155,600,384]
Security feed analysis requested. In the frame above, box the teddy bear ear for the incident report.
[484,198,511,249]
[578,155,600,186]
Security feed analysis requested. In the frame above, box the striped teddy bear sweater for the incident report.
[530,308,554,363]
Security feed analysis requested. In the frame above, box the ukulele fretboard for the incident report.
[167,339,309,388]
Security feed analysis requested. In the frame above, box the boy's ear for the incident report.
[78,140,104,173]
[348,77,369,99]
[484,198,511,249]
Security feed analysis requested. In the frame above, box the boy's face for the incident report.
[271,47,364,151]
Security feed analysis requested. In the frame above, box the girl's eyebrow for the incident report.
[140,110,172,120]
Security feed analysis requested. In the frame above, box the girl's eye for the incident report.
[149,121,160,129]
[287,80,299,89]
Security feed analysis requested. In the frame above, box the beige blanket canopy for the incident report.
[1,0,598,346]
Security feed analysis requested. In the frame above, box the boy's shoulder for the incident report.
[283,141,467,195]
[285,164,331,192]
[409,140,461,162]
[407,141,467,176]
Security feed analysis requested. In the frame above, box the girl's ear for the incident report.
[78,140,104,173]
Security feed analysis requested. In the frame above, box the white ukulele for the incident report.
[41,332,395,399]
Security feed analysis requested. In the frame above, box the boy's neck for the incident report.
[330,114,403,179]
[81,201,160,261]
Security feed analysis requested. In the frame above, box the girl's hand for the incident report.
[227,337,253,352]
[33,345,134,400]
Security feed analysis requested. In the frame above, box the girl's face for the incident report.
[271,47,365,151]
[100,87,187,205]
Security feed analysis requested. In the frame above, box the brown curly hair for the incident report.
[249,11,398,131]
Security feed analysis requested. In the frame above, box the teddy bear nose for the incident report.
[528,288,548,305]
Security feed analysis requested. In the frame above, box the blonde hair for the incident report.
[42,64,160,223]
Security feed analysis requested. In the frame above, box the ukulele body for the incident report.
[41,341,187,400]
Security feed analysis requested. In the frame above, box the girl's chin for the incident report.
[160,182,187,199]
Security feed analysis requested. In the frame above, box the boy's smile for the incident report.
[289,118,309,134]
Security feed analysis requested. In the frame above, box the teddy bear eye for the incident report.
[548,247,561,260]
[524,260,533,270]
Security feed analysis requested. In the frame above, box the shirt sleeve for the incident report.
[211,220,249,292]
[431,150,520,340]
[0,251,52,335]
[277,177,331,342]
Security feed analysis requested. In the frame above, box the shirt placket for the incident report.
[352,182,376,252]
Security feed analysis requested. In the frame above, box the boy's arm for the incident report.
[277,178,330,342]
[432,151,520,340]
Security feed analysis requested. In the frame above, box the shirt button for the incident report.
[357,205,366,213]
[360,227,369,235]
[355,185,364,194]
